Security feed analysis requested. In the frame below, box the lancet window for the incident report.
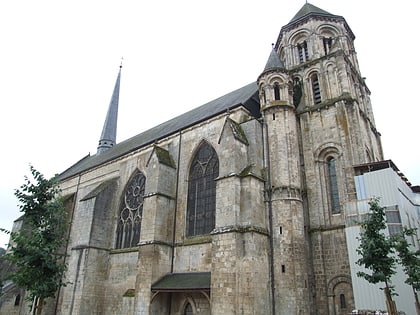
[327,157,340,214]
[297,41,309,63]
[184,303,193,315]
[311,73,322,104]
[323,37,333,55]
[115,170,146,249]
[274,83,281,100]
[187,142,219,237]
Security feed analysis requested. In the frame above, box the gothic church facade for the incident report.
[4,3,386,315]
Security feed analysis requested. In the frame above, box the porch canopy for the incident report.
[151,272,211,292]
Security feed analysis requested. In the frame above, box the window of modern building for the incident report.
[115,171,146,249]
[311,73,321,104]
[187,142,219,237]
[385,208,403,236]
[327,157,340,213]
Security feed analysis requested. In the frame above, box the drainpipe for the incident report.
[171,131,182,272]
[169,131,182,315]
[261,114,276,315]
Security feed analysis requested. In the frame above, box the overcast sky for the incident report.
[0,0,419,247]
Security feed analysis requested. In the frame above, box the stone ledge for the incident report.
[211,225,269,236]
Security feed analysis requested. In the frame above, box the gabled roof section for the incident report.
[59,82,260,180]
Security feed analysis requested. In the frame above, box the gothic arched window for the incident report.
[187,142,219,237]
[327,157,340,214]
[184,303,193,315]
[115,171,146,249]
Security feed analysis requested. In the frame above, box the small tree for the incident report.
[356,197,398,315]
[392,227,420,315]
[2,166,67,314]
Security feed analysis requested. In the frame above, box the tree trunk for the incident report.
[384,286,398,315]
[36,297,44,315]
[413,287,420,315]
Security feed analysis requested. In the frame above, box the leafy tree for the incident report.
[356,197,398,315]
[2,166,68,314]
[392,227,420,315]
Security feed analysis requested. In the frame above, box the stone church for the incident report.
[1,3,391,315]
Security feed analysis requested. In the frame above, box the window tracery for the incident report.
[187,142,219,237]
[115,171,146,249]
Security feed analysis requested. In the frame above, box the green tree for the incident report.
[392,227,420,315]
[356,197,398,315]
[2,166,67,315]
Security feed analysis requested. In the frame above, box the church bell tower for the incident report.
[258,3,383,314]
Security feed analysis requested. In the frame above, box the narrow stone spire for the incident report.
[97,63,122,154]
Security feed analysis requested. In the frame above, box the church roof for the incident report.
[261,48,285,74]
[275,2,354,48]
[289,2,333,23]
[59,82,260,180]
[97,65,121,154]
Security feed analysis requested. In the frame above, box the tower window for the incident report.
[311,74,321,104]
[297,41,309,63]
[323,37,333,55]
[115,171,146,249]
[327,157,340,213]
[340,294,346,309]
[187,142,219,237]
[274,83,280,100]
[14,294,21,306]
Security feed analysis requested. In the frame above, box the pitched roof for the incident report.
[275,2,354,49]
[151,272,211,292]
[59,82,260,180]
[261,48,285,74]
[289,3,333,23]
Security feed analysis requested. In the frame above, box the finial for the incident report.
[271,43,274,48]
[120,57,123,69]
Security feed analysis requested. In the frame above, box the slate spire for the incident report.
[262,45,285,74]
[97,64,122,154]
[289,2,333,23]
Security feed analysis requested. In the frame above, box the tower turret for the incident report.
[258,46,310,314]
[97,64,122,154]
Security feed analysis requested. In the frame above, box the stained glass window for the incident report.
[115,171,146,249]
[187,142,219,237]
